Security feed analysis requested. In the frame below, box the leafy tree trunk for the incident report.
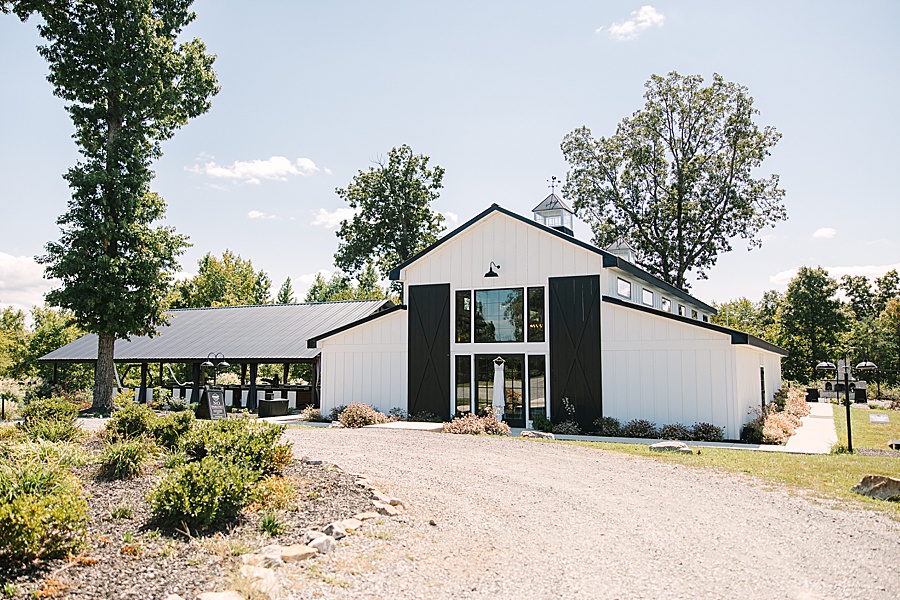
[93,333,116,411]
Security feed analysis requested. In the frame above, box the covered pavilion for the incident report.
[39,300,393,409]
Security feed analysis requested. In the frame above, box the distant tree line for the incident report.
[712,267,900,387]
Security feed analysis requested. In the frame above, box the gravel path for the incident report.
[284,427,900,599]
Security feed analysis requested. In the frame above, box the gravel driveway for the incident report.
[283,427,899,599]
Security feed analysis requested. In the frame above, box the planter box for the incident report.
[258,398,289,418]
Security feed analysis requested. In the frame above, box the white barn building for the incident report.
[309,200,786,439]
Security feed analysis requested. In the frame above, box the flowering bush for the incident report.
[442,413,510,436]
[551,420,582,435]
[779,386,810,419]
[298,405,328,422]
[338,403,388,428]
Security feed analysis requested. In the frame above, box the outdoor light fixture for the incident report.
[815,349,877,453]
[202,352,230,386]
[484,261,500,278]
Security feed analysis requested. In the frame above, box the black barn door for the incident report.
[549,275,602,431]
[408,284,451,420]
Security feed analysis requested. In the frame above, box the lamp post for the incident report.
[815,349,877,453]
[200,352,230,387]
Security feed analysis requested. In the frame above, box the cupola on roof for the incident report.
[532,193,574,236]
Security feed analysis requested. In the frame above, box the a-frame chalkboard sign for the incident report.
[196,385,227,420]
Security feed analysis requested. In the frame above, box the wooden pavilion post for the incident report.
[282,363,289,398]
[191,362,201,405]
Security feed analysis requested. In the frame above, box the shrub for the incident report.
[442,413,510,436]
[762,412,797,445]
[593,416,621,436]
[327,405,347,421]
[388,407,407,421]
[659,423,693,441]
[106,399,157,441]
[97,439,157,480]
[0,459,88,562]
[0,439,88,470]
[259,512,285,536]
[150,410,195,449]
[298,405,328,422]
[621,419,658,439]
[248,475,298,513]
[690,422,725,442]
[551,420,582,435]
[18,396,81,442]
[180,418,292,478]
[338,403,388,428]
[148,456,254,532]
[409,411,443,423]
[531,413,553,433]
[0,424,24,442]
[781,387,810,419]
[740,420,764,444]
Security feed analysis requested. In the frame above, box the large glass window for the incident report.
[455,290,471,343]
[474,288,524,343]
[475,355,495,416]
[528,355,546,422]
[455,355,471,415]
[527,287,544,342]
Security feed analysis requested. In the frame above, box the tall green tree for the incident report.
[840,274,875,319]
[334,144,445,294]
[172,250,271,308]
[710,297,761,336]
[9,0,218,410]
[276,277,296,304]
[26,306,92,391]
[777,267,844,384]
[304,263,389,303]
[874,269,899,316]
[0,306,29,379]
[562,72,787,290]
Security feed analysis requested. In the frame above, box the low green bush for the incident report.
[18,396,81,442]
[621,419,658,439]
[148,456,254,532]
[690,422,725,442]
[106,398,157,441]
[0,439,88,470]
[180,418,292,478]
[409,411,443,423]
[0,459,88,562]
[593,416,621,436]
[551,420,582,435]
[531,413,553,433]
[97,439,157,480]
[338,403,388,428]
[150,410,195,449]
[327,405,347,421]
[659,423,693,441]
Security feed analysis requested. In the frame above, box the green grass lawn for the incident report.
[549,437,900,520]
[832,405,900,451]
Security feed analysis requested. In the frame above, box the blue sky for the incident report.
[1,1,898,314]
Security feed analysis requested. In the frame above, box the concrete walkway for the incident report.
[784,401,838,453]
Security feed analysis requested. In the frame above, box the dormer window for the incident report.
[617,278,632,299]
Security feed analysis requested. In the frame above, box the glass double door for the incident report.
[455,354,546,428]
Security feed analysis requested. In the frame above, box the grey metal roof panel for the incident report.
[531,193,573,213]
[40,300,393,363]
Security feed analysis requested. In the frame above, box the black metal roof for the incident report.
[388,204,716,315]
[39,300,394,363]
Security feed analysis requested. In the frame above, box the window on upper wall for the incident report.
[455,290,471,343]
[678,304,686,317]
[642,288,654,306]
[527,287,544,342]
[617,278,632,299]
[691,309,699,320]
[702,314,709,322]
[661,298,672,313]
[474,288,524,342]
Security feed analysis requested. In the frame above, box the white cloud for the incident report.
[297,269,334,286]
[311,207,358,229]
[187,156,321,185]
[0,252,55,313]
[443,211,459,226]
[598,5,665,41]
[769,262,900,287]
[812,227,837,239]
[247,210,277,220]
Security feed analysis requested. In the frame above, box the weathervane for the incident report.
[547,176,560,194]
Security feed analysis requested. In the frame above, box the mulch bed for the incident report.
[0,439,374,600]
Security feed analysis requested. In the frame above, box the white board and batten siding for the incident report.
[601,301,781,439]
[399,211,605,290]
[317,309,408,416]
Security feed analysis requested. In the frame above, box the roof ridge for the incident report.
[167,299,387,313]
